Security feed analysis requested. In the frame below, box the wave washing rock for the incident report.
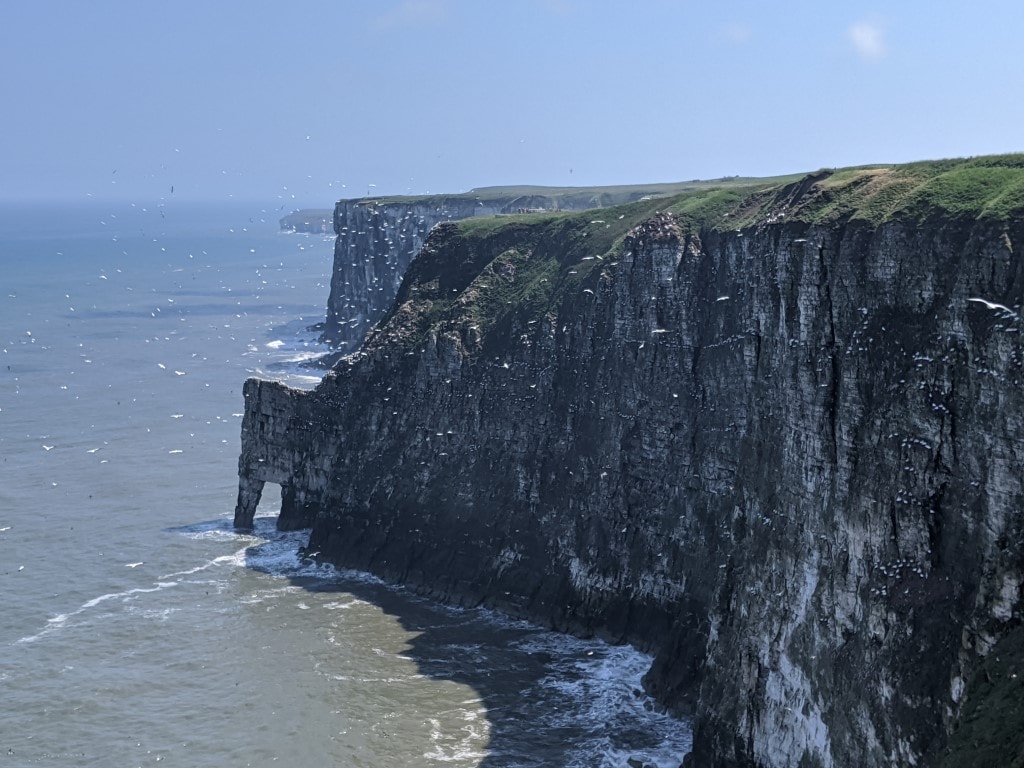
[321,182,742,350]
[236,157,1024,767]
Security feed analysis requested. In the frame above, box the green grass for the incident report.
[349,174,804,208]
[715,154,1024,227]
[365,153,1024,352]
[456,210,574,236]
[812,155,1024,224]
[901,165,1024,220]
[666,186,760,228]
[354,154,1024,227]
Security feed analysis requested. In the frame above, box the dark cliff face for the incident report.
[237,158,1024,767]
[323,197,488,349]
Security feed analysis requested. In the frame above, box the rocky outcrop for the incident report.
[279,209,333,233]
[236,157,1024,767]
[234,378,335,532]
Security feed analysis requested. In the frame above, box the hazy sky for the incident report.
[2,1,1022,206]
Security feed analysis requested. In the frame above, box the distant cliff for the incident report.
[237,156,1024,767]
[321,182,760,349]
[279,209,333,234]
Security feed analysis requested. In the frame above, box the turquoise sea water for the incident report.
[0,202,691,767]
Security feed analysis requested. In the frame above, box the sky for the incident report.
[2,0,1022,207]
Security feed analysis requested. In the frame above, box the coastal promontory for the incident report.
[238,156,1024,767]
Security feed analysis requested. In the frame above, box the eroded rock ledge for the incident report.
[237,159,1024,767]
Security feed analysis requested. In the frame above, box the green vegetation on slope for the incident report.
[351,174,801,209]
[364,153,1024,352]
[366,195,683,350]
[727,153,1024,227]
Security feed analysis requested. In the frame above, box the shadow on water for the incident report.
[206,517,689,768]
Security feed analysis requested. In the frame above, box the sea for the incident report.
[0,201,692,768]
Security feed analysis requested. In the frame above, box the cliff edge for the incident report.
[236,156,1024,767]
[320,180,786,351]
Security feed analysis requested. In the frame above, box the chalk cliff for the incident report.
[236,157,1024,767]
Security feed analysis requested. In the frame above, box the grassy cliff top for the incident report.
[341,175,803,209]
[451,154,1024,238]
[347,154,1024,226]
[724,153,1024,227]
[363,154,1024,351]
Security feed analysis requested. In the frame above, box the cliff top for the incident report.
[335,154,1024,225]
[360,153,1024,352]
[338,175,804,210]
[726,153,1024,227]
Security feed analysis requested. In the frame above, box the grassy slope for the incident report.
[348,174,803,208]
[726,153,1024,227]
[354,154,1024,224]
[365,154,1024,352]
[365,195,678,349]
